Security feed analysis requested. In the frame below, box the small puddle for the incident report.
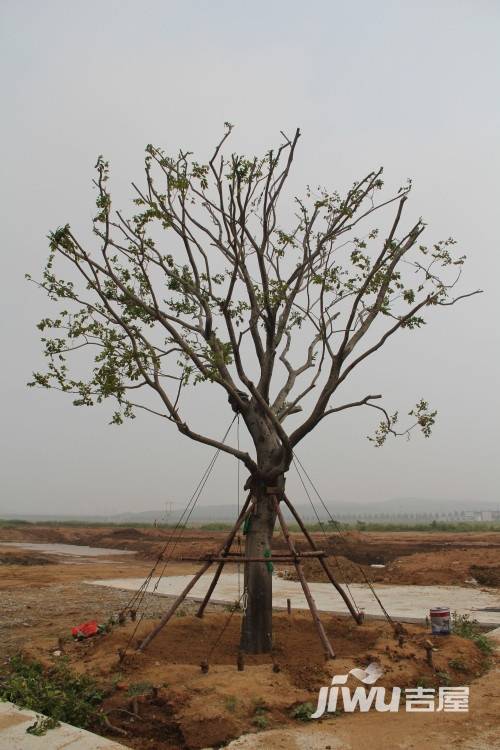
[0,542,135,557]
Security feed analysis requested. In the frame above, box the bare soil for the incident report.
[1,524,499,749]
[20,611,491,750]
[2,523,500,585]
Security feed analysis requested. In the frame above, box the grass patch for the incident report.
[448,657,468,672]
[0,656,104,729]
[436,670,451,686]
[451,613,494,654]
[252,714,268,729]
[291,702,315,721]
[253,697,269,713]
[224,695,238,713]
[127,681,153,697]
[26,715,60,736]
[0,518,177,529]
[1,517,499,532]
[416,677,431,689]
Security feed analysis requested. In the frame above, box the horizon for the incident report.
[1,1,499,516]
[3,495,500,521]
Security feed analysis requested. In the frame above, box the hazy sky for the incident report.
[1,0,499,516]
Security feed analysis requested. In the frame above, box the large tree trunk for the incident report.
[239,482,277,653]
[237,400,287,654]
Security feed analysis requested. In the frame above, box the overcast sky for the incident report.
[1,0,499,517]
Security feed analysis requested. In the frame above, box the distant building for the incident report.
[463,509,500,522]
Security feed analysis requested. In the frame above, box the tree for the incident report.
[29,125,480,653]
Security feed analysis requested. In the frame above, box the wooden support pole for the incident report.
[282,494,362,625]
[196,493,253,618]
[202,550,325,558]
[195,561,224,618]
[293,560,335,659]
[186,552,326,563]
[137,560,213,652]
[274,498,335,660]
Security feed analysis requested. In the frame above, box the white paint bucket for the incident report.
[430,606,451,635]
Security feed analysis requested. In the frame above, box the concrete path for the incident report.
[0,542,135,557]
[88,573,500,626]
[0,702,127,749]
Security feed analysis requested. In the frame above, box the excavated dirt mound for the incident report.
[278,555,374,585]
[470,565,500,587]
[281,545,500,586]
[15,522,491,588]
[109,528,147,539]
[22,611,490,750]
[2,524,499,587]
[0,551,57,566]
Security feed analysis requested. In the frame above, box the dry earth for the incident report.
[2,523,500,584]
[0,524,499,749]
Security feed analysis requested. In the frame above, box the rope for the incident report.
[206,587,247,663]
[119,415,238,654]
[292,458,360,613]
[119,450,213,617]
[119,420,235,618]
[293,451,394,627]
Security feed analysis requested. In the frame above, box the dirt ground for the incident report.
[0,524,499,749]
[18,610,494,750]
[2,523,500,585]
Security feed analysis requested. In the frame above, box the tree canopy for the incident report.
[28,125,480,480]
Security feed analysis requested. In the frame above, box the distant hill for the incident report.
[1,496,498,524]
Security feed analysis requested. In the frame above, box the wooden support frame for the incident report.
[185,550,326,563]
[282,494,363,624]
[196,492,253,618]
[273,496,335,659]
[136,492,361,655]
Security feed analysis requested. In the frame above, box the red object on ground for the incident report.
[72,620,99,638]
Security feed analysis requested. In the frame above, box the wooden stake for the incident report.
[237,651,245,671]
[287,598,291,616]
[424,640,434,666]
[282,494,362,624]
